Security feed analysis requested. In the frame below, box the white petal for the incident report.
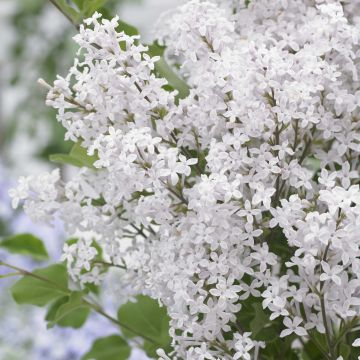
[295,327,307,336]
[280,329,292,338]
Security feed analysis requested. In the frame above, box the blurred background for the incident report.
[0,0,183,358]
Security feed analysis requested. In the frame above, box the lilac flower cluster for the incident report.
[10,1,360,358]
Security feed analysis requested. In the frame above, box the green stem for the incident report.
[211,340,233,357]
[319,294,336,360]
[92,260,127,270]
[130,223,147,239]
[317,240,336,360]
[298,126,316,165]
[0,261,70,294]
[48,0,79,29]
[0,272,23,278]
[0,261,158,345]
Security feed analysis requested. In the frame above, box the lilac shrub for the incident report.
[9,0,360,359]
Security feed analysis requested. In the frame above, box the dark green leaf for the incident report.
[82,335,131,360]
[11,264,68,306]
[249,303,278,342]
[0,233,48,260]
[117,295,171,357]
[254,326,279,343]
[46,291,90,328]
[250,303,269,335]
[236,299,279,343]
[267,226,294,275]
[260,337,298,360]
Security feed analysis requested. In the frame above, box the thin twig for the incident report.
[0,261,158,345]
[48,0,79,30]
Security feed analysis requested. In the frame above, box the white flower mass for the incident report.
[10,0,360,359]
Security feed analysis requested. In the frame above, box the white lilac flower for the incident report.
[234,332,254,360]
[320,261,343,286]
[280,317,307,338]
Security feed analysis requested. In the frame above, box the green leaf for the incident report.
[267,226,294,275]
[117,295,172,357]
[49,141,98,168]
[237,300,279,343]
[82,335,131,360]
[70,142,98,167]
[148,43,190,101]
[155,58,190,99]
[0,233,48,261]
[250,303,269,336]
[260,336,299,360]
[46,291,90,329]
[46,296,68,321]
[255,326,278,343]
[81,0,110,18]
[117,20,139,37]
[248,303,278,342]
[84,282,100,295]
[11,264,68,306]
[236,295,283,347]
[49,153,84,167]
[72,0,85,10]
